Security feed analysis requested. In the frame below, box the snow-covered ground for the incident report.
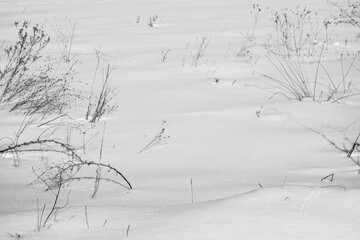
[1,0,360,239]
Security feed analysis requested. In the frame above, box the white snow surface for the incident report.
[1,0,360,239]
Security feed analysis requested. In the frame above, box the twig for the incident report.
[282,176,287,188]
[70,176,128,188]
[190,178,194,204]
[84,205,90,229]
[347,132,360,157]
[321,173,334,182]
[102,219,107,227]
[36,199,46,232]
[313,44,325,100]
[37,114,67,128]
[1,137,132,190]
[32,167,56,196]
[42,176,62,228]
[92,121,106,198]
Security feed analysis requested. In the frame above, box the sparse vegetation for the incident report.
[0,21,129,232]
[1,2,360,239]
[256,5,359,102]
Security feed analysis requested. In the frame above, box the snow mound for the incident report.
[23,186,360,240]
[130,186,359,240]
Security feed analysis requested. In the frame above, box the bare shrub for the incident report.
[0,21,77,117]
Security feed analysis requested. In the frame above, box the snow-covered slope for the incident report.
[1,0,360,239]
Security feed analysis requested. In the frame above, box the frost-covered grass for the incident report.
[1,0,360,239]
